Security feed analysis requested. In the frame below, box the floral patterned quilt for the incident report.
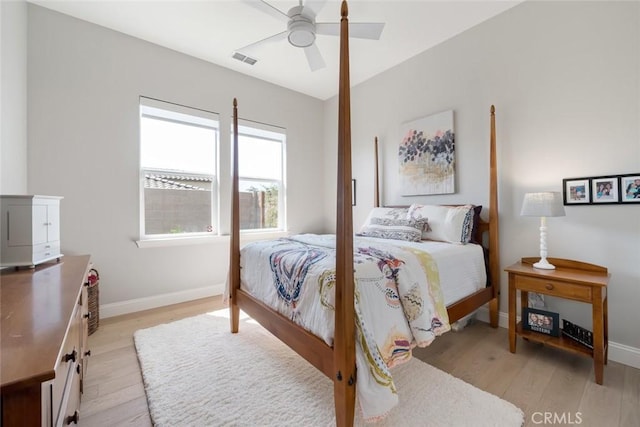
[239,234,450,421]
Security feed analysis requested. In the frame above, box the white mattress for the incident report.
[359,237,487,306]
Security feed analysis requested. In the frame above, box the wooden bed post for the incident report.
[230,98,240,333]
[334,1,356,426]
[374,136,380,208]
[488,105,500,328]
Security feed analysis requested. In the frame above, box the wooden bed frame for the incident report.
[229,2,499,425]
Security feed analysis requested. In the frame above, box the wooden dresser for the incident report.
[1,255,92,426]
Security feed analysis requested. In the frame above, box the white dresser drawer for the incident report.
[33,242,62,264]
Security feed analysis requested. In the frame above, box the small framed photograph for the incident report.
[620,174,640,203]
[523,307,560,337]
[591,176,620,204]
[563,178,590,205]
[352,179,357,206]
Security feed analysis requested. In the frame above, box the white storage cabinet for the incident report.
[1,195,63,268]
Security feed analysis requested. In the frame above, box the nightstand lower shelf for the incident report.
[516,322,604,359]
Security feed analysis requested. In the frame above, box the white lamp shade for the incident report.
[520,192,566,217]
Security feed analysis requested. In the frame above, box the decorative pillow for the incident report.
[359,207,422,241]
[358,217,424,242]
[469,205,483,245]
[407,204,476,244]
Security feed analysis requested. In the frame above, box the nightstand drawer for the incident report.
[515,275,591,302]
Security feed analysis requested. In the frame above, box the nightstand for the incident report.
[505,257,609,384]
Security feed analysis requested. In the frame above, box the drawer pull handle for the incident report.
[545,283,554,290]
[66,411,79,425]
[63,350,77,363]
[84,312,92,319]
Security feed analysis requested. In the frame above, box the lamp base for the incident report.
[533,259,556,270]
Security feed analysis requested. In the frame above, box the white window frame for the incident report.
[138,97,219,243]
[236,119,287,233]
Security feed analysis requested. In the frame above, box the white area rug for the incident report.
[134,310,524,426]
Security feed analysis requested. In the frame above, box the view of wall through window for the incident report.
[237,121,286,231]
[139,97,218,238]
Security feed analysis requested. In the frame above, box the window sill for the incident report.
[135,231,290,248]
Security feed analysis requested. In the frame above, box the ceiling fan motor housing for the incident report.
[287,5,316,48]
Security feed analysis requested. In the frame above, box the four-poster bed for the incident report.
[228,2,499,425]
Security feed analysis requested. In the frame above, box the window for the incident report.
[236,121,286,231]
[139,97,218,239]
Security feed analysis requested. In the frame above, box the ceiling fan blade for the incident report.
[316,22,385,40]
[236,31,288,57]
[242,0,289,22]
[315,23,339,37]
[304,43,325,72]
[304,0,327,15]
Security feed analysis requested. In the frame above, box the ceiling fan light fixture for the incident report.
[287,20,315,48]
[236,1,383,72]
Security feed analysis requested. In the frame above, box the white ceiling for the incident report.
[31,1,522,100]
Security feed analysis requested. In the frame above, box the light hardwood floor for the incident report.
[79,297,639,426]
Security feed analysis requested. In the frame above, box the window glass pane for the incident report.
[233,120,285,232]
[140,98,218,238]
[238,135,282,180]
[141,117,216,174]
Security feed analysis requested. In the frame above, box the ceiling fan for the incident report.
[236,0,385,71]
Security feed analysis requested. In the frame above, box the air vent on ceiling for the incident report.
[232,52,257,66]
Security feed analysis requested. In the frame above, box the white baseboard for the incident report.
[475,307,640,370]
[607,342,640,370]
[100,283,225,319]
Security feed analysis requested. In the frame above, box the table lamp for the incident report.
[520,192,566,269]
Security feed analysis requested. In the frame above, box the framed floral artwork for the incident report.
[398,110,455,196]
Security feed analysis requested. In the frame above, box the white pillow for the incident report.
[407,204,475,244]
[358,207,424,242]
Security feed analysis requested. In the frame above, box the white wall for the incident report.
[1,0,28,194]
[324,1,639,353]
[27,5,325,311]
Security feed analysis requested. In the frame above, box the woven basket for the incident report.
[87,268,100,335]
